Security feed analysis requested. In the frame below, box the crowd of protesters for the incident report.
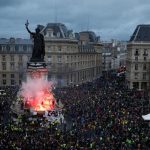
[0,74,149,149]
[0,86,19,126]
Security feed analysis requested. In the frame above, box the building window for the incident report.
[134,49,139,56]
[70,74,72,82]
[27,55,30,61]
[2,79,6,85]
[11,74,15,78]
[2,46,6,51]
[133,82,139,89]
[48,55,51,62]
[109,62,111,69]
[57,75,62,79]
[57,32,60,38]
[10,46,15,52]
[48,46,51,52]
[48,32,52,37]
[6,45,10,51]
[11,79,15,85]
[2,62,6,70]
[135,56,138,61]
[58,46,61,51]
[10,55,14,61]
[15,45,19,52]
[18,63,23,70]
[23,45,27,51]
[134,73,138,79]
[57,56,62,62]
[19,74,23,79]
[2,74,6,78]
[143,64,146,70]
[2,55,6,61]
[10,62,15,70]
[143,49,148,56]
[48,74,51,80]
[10,38,15,43]
[19,55,23,61]
[143,73,146,80]
[135,64,138,70]
[27,46,30,52]
[47,63,51,67]
[19,80,22,85]
[141,82,147,90]
[144,56,147,61]
[74,63,76,68]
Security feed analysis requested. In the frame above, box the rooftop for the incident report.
[129,24,150,42]
[41,23,72,38]
[79,31,100,42]
[0,38,32,45]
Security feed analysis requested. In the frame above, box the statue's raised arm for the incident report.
[25,20,33,35]
[25,20,45,62]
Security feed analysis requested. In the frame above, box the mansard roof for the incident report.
[0,38,32,45]
[130,24,150,42]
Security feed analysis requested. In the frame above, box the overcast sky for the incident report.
[0,0,150,41]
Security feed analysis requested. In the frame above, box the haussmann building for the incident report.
[0,23,102,87]
[126,24,150,90]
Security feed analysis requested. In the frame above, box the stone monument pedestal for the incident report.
[27,61,48,81]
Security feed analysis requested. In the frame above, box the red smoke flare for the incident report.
[21,78,56,112]
[25,90,56,111]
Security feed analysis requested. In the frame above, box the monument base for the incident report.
[30,57,45,62]
[27,61,48,81]
[22,61,57,112]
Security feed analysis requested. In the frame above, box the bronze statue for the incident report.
[25,20,45,62]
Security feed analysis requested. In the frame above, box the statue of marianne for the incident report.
[25,20,45,62]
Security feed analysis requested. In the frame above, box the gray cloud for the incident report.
[0,0,150,40]
[0,0,20,7]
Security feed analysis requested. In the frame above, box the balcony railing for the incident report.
[126,58,149,62]
[134,53,139,56]
[143,53,148,56]
[48,63,73,73]
[0,50,31,54]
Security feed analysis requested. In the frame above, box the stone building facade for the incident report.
[42,23,102,87]
[126,25,150,90]
[0,23,102,87]
[102,40,127,72]
[0,38,32,86]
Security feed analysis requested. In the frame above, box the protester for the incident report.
[0,74,149,149]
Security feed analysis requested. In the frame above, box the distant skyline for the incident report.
[0,0,150,41]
